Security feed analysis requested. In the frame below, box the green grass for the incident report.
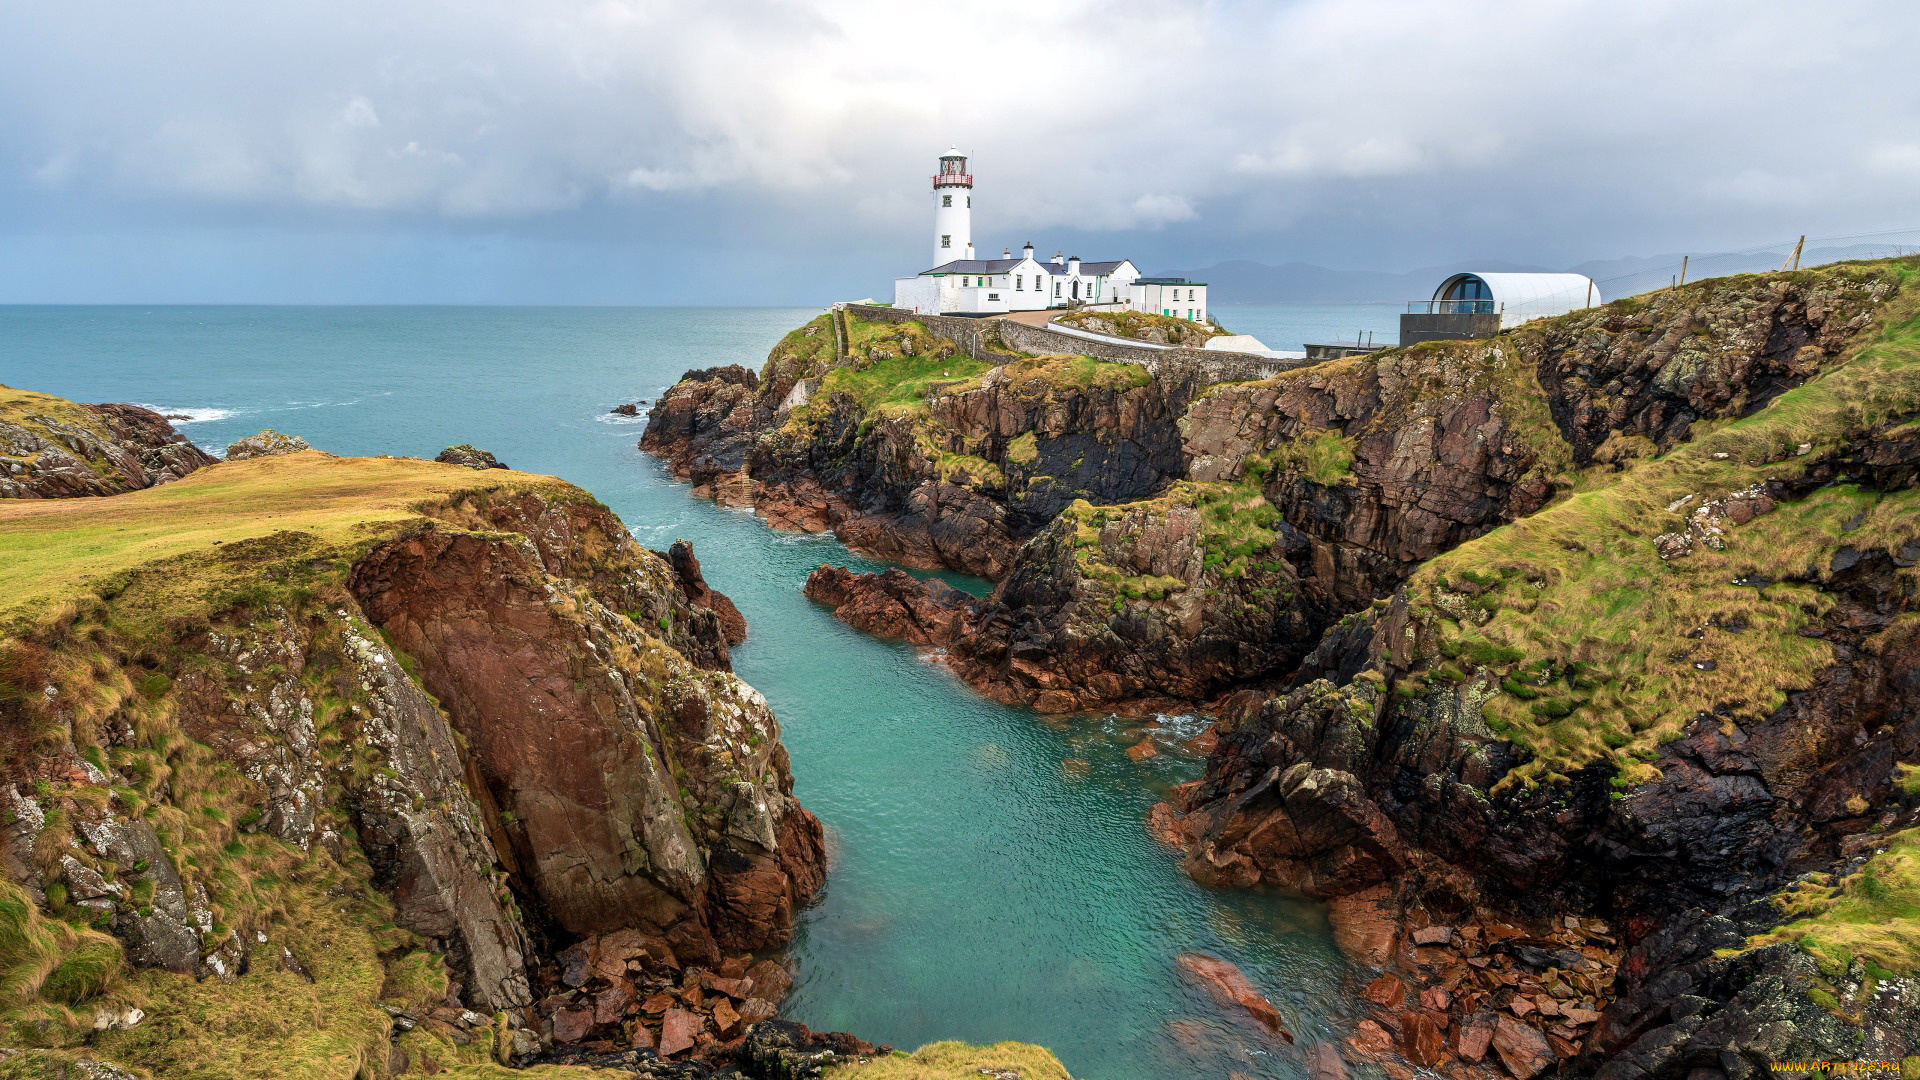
[1402,262,1920,785]
[1271,430,1355,486]
[819,352,992,417]
[1053,308,1226,344]
[1750,828,1920,977]
[944,353,1152,397]
[1061,454,1285,600]
[0,383,139,491]
[824,1041,1073,1080]
[1005,432,1039,465]
[94,883,396,1080]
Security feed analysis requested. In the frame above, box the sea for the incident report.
[0,301,1398,1080]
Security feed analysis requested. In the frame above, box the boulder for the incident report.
[659,1008,699,1057]
[1491,1016,1553,1079]
[434,444,509,470]
[551,1008,594,1045]
[224,429,314,460]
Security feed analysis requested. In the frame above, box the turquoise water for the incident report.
[2,305,1359,1079]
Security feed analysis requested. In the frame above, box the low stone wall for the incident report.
[842,304,1311,384]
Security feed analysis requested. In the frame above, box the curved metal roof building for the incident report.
[1432,272,1603,328]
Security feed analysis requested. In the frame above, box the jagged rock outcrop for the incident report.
[349,502,821,961]
[434,444,508,470]
[0,389,214,498]
[1155,266,1920,1075]
[666,539,748,646]
[0,431,830,1075]
[224,428,314,460]
[642,317,1190,578]
[731,264,1920,1071]
[801,267,1909,715]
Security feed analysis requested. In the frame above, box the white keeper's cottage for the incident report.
[891,149,1206,322]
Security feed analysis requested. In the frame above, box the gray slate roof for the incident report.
[923,257,1135,277]
[1043,260,1128,276]
[923,258,1027,274]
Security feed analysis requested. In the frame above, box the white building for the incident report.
[893,150,1201,321]
[1131,277,1208,324]
[1427,272,1602,328]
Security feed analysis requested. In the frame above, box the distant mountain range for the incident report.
[1168,244,1904,304]
[1161,257,1682,304]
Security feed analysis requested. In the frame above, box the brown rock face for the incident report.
[666,538,748,645]
[640,331,1191,582]
[1,400,215,498]
[803,566,970,645]
[347,501,822,961]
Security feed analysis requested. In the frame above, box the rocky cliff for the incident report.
[784,267,1902,714]
[641,315,1191,579]
[1,386,215,498]
[661,262,1920,1076]
[0,415,847,1078]
[1156,264,1920,1075]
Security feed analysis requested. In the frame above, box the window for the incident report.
[988,293,1000,302]
[942,235,951,249]
[942,194,952,207]
[966,196,971,207]
[1054,282,1061,297]
[1015,275,1023,291]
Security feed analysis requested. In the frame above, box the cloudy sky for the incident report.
[2,0,1915,304]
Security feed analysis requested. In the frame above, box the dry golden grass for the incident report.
[0,452,575,629]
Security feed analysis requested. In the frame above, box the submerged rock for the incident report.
[1175,953,1293,1041]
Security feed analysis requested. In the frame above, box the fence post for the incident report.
[1678,255,1689,288]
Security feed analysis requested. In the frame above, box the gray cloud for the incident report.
[1,0,1915,302]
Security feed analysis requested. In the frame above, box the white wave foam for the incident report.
[139,405,232,424]
[594,410,649,424]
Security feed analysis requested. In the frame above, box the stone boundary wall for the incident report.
[842,304,1314,385]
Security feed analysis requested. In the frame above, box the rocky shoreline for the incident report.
[0,400,896,1078]
[643,263,1920,1076]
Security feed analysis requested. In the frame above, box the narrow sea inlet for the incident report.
[2,304,1371,1079]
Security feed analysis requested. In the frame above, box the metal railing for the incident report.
[932,173,974,187]
[1406,300,1497,315]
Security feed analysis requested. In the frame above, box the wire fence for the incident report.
[1523,226,1920,316]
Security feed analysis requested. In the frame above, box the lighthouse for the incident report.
[932,148,973,267]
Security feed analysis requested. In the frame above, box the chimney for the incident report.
[965,241,975,259]
[1003,247,1012,259]
[1022,241,1035,261]
[1052,251,1064,265]
[1067,256,1081,276]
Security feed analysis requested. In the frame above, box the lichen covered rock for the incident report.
[223,428,315,460]
[0,433,827,1075]
[0,387,214,498]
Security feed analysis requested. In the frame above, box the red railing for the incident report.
[932,173,974,187]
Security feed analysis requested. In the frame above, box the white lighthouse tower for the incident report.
[931,148,973,266]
